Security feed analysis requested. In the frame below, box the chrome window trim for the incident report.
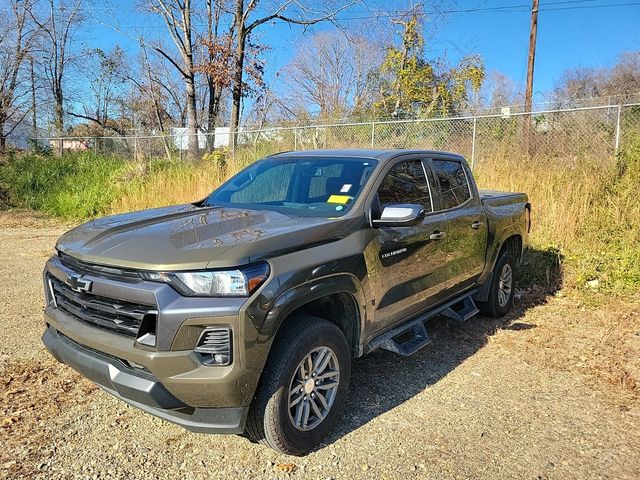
[419,160,435,213]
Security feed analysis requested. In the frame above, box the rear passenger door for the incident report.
[429,158,488,292]
[366,158,449,332]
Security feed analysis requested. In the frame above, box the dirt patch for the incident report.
[0,355,97,478]
[0,214,639,479]
[495,293,640,403]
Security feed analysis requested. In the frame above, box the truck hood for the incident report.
[56,204,354,270]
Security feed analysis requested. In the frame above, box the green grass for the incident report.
[0,153,128,219]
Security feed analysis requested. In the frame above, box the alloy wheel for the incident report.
[287,346,340,431]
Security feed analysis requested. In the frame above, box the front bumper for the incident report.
[42,326,247,433]
[42,254,272,409]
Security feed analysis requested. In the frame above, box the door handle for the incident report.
[429,231,446,240]
[471,221,484,230]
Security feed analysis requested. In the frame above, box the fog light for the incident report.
[194,328,232,366]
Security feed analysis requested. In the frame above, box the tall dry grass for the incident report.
[109,138,640,292]
[474,150,613,247]
[475,140,640,292]
[110,153,252,213]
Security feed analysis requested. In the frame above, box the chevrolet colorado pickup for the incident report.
[42,149,530,455]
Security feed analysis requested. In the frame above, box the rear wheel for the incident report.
[245,315,351,456]
[478,250,516,318]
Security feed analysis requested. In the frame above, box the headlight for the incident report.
[142,262,270,297]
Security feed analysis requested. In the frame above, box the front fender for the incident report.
[261,273,367,340]
[236,273,367,405]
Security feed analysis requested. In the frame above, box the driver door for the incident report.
[364,158,449,333]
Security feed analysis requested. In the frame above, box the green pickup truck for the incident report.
[42,149,530,455]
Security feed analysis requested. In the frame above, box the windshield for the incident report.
[202,156,378,217]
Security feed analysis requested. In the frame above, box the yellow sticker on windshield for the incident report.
[327,195,351,204]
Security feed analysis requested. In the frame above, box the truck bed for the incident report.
[479,189,528,208]
[479,189,530,265]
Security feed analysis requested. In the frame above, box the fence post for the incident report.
[94,137,97,156]
[614,104,622,155]
[371,122,376,148]
[471,116,477,169]
[294,128,298,150]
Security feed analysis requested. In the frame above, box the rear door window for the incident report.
[432,160,471,210]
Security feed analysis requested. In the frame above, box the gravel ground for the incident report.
[1,213,639,479]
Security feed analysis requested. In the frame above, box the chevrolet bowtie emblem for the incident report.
[65,274,92,293]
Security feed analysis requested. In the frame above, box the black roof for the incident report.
[272,149,466,163]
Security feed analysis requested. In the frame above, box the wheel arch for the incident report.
[264,274,366,360]
[475,233,523,302]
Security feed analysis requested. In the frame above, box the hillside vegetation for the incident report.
[1,142,639,296]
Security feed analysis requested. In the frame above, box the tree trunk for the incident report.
[185,73,199,163]
[230,0,246,153]
[205,0,220,153]
[0,115,6,155]
[183,0,199,163]
[393,41,409,117]
[30,58,37,140]
[54,86,64,156]
[206,81,218,152]
[229,34,245,152]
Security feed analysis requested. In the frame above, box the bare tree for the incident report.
[199,0,233,150]
[228,0,357,150]
[29,0,83,142]
[553,51,640,106]
[0,0,39,153]
[483,71,520,108]
[146,0,200,162]
[283,31,383,120]
[67,46,128,135]
[609,51,640,96]
[132,43,174,160]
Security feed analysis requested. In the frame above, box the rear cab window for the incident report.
[432,160,472,210]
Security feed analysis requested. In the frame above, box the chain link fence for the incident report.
[21,103,640,167]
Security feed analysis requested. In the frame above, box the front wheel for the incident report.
[478,250,516,318]
[245,315,351,456]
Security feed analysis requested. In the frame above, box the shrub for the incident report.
[0,153,127,218]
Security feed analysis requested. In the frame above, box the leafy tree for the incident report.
[374,13,484,118]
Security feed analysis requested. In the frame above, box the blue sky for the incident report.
[430,0,640,99]
[85,0,640,104]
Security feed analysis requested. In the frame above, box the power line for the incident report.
[71,1,640,30]
[3,1,635,30]
[539,1,640,10]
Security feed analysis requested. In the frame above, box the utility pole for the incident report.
[524,0,539,146]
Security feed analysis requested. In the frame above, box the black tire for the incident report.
[478,250,516,318]
[245,315,351,456]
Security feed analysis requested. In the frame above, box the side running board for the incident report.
[441,295,479,322]
[366,290,479,357]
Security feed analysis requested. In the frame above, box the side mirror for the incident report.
[372,204,426,228]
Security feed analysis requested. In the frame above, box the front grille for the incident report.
[49,274,156,338]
